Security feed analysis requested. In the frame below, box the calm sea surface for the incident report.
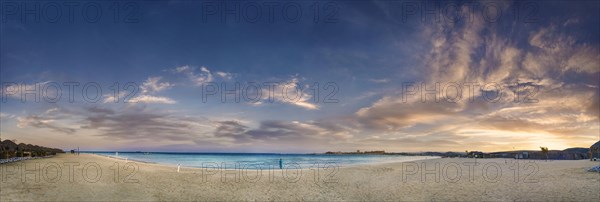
[88,152,435,169]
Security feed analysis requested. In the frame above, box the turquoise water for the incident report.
[88,152,433,169]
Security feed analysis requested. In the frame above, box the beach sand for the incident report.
[1,154,598,201]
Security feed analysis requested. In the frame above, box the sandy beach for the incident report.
[0,154,598,201]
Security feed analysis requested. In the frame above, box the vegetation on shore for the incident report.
[325,144,599,160]
[0,139,64,159]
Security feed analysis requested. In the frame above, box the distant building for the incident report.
[467,151,484,158]
[325,150,386,155]
[364,150,385,154]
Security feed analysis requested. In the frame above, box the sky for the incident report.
[1,0,598,153]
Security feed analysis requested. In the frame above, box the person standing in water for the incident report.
[279,158,283,169]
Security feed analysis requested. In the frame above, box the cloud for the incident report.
[214,121,248,136]
[212,121,252,143]
[0,113,16,121]
[102,76,176,104]
[141,77,173,94]
[80,106,213,142]
[355,96,462,131]
[346,8,600,151]
[103,87,176,104]
[213,120,352,143]
[16,109,77,134]
[525,25,599,75]
[103,91,126,103]
[3,4,598,152]
[0,81,51,101]
[257,77,320,110]
[369,78,390,83]
[357,136,462,151]
[128,95,176,104]
[173,65,214,86]
[172,66,316,110]
[215,71,233,80]
[173,65,234,85]
[8,105,226,147]
[87,106,115,115]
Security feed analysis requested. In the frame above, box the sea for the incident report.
[87,152,435,169]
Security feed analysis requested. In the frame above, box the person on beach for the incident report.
[279,158,283,169]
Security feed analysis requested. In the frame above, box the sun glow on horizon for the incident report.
[456,129,595,152]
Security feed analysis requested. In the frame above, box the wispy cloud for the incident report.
[0,81,51,101]
[141,77,173,94]
[256,77,320,110]
[128,95,176,104]
[213,119,352,143]
[174,65,212,85]
[109,76,177,104]
[369,78,390,83]
[0,112,16,120]
[16,108,77,134]
[2,1,598,152]
[348,8,600,151]
[80,106,211,141]
[172,65,234,86]
[215,71,233,80]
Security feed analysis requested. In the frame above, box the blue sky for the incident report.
[1,0,599,153]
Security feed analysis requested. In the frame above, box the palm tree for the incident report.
[540,147,549,161]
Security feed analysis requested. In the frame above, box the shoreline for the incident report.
[0,155,57,164]
[88,152,597,172]
[88,153,439,171]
